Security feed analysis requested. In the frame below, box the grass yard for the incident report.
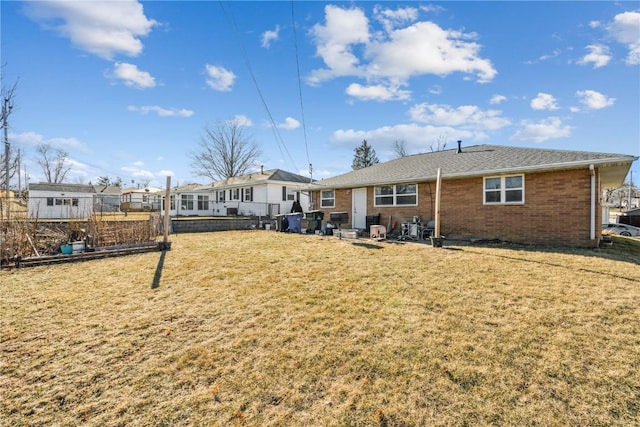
[2,231,639,426]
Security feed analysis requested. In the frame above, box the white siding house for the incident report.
[120,187,163,212]
[28,183,97,219]
[167,169,312,217]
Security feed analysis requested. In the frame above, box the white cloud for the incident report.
[205,64,236,91]
[308,5,497,88]
[530,93,559,111]
[577,44,611,68]
[346,83,411,101]
[133,161,144,167]
[373,5,418,33]
[261,25,280,48]
[24,0,157,60]
[128,105,193,117]
[589,20,601,29]
[277,117,301,130]
[12,131,89,153]
[538,49,561,62]
[429,85,442,95]
[331,123,475,154]
[409,103,511,131]
[113,62,156,88]
[308,5,370,83]
[510,117,572,143]
[607,11,640,65]
[231,115,253,127]
[157,169,174,177]
[576,90,615,110]
[121,165,154,178]
[490,95,507,105]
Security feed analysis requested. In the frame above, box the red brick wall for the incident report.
[311,168,602,247]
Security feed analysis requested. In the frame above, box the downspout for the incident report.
[590,164,596,241]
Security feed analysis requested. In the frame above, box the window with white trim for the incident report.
[181,194,194,210]
[244,187,253,202]
[197,195,209,210]
[374,184,417,207]
[162,195,175,210]
[321,190,335,208]
[484,175,524,204]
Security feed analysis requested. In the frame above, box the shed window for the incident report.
[484,175,524,204]
[374,184,417,207]
[47,197,54,206]
[321,190,335,208]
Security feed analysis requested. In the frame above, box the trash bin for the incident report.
[286,212,303,233]
[305,210,324,234]
[275,214,288,232]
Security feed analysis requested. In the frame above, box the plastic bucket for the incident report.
[72,241,85,254]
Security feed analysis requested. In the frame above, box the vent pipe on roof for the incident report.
[261,165,264,174]
[457,140,462,153]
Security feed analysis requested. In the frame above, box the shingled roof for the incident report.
[311,144,637,189]
[212,168,312,188]
[29,183,97,193]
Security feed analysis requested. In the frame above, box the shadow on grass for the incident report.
[152,249,168,289]
[352,242,384,250]
[463,236,640,282]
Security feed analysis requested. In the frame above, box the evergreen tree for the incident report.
[351,140,379,170]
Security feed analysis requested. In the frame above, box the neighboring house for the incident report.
[120,187,163,212]
[308,143,637,247]
[28,183,97,219]
[93,185,122,214]
[167,168,312,217]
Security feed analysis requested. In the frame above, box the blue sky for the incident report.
[2,1,639,189]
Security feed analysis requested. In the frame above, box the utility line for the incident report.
[218,2,299,174]
[290,1,310,169]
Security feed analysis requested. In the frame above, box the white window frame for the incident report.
[243,187,253,202]
[374,184,418,207]
[181,194,194,210]
[197,195,209,210]
[483,174,525,205]
[321,190,335,208]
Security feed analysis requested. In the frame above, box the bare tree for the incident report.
[393,139,408,158]
[1,74,18,191]
[35,144,72,183]
[96,176,123,188]
[190,119,262,181]
[429,135,448,152]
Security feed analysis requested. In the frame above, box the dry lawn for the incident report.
[2,231,639,426]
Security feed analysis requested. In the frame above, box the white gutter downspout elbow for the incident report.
[590,164,596,241]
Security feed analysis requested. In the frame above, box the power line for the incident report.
[290,1,310,168]
[218,2,299,174]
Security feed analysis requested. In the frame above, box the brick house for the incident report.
[308,143,638,247]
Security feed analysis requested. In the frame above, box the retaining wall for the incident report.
[171,217,264,233]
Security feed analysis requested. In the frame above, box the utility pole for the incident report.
[3,96,11,221]
[629,171,633,211]
[17,149,21,195]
